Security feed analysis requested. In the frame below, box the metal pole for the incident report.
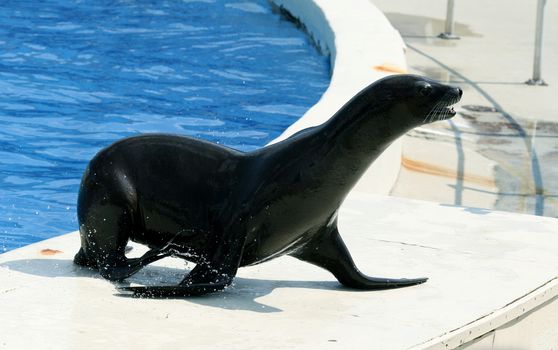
[526,0,547,85]
[439,0,459,39]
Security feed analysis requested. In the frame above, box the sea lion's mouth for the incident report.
[434,105,456,118]
[423,91,461,123]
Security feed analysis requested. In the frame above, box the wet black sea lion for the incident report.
[74,74,462,296]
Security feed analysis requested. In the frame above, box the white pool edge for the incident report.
[269,0,407,195]
[411,277,558,349]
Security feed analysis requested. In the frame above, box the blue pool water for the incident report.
[0,0,330,252]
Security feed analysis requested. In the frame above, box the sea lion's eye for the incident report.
[419,83,433,97]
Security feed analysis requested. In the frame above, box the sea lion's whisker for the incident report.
[431,101,445,123]
[429,103,441,123]
[440,97,451,121]
[424,100,442,123]
[424,105,435,123]
[423,105,434,123]
[434,104,445,123]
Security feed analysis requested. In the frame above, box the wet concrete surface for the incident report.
[397,109,558,218]
[372,0,558,218]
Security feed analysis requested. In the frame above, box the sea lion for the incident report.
[74,74,462,296]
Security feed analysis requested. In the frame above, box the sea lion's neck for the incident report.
[252,92,415,208]
[311,92,412,190]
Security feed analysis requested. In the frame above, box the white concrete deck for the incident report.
[1,193,558,349]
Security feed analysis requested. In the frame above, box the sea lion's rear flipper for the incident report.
[290,225,427,289]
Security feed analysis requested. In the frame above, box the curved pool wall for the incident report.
[269,0,407,195]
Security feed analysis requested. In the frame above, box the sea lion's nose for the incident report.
[456,87,463,98]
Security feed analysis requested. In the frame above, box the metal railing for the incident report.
[526,0,548,85]
[438,0,548,85]
[438,0,459,40]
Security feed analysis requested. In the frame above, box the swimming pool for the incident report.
[0,0,330,252]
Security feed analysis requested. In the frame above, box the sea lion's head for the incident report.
[371,74,462,127]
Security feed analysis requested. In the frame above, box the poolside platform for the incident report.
[2,192,558,349]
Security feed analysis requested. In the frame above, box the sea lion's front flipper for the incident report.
[117,263,234,297]
[118,228,247,297]
[118,282,228,297]
[290,225,427,289]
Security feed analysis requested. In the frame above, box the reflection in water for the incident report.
[0,0,330,251]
